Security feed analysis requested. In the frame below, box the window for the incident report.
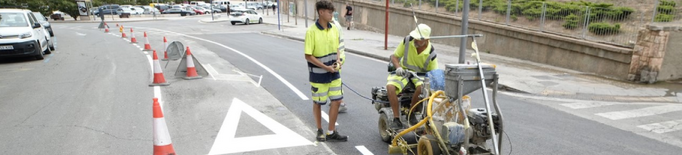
[27,13,37,26]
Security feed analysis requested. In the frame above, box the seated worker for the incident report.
[386,24,438,130]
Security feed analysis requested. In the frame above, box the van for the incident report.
[213,1,230,6]
[190,1,206,6]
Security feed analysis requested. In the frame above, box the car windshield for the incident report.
[0,13,28,27]
[32,13,47,22]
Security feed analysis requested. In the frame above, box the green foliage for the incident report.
[654,14,674,22]
[588,22,620,35]
[660,0,677,7]
[511,14,518,21]
[657,5,675,14]
[403,0,418,8]
[562,13,579,29]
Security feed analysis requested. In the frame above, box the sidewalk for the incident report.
[252,14,681,103]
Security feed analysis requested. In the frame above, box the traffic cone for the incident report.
[130,28,138,43]
[143,32,152,51]
[116,23,119,27]
[162,37,169,61]
[119,25,123,33]
[152,98,176,155]
[104,27,109,33]
[184,47,202,80]
[121,25,127,38]
[150,50,170,86]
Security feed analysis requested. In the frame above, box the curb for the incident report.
[261,31,682,103]
[51,19,170,24]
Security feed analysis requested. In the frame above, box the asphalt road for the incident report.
[1,16,681,155]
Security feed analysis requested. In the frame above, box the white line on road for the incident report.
[638,119,682,134]
[204,64,218,80]
[560,101,627,109]
[596,104,682,120]
[321,111,339,126]
[75,32,86,36]
[355,145,374,155]
[137,27,309,100]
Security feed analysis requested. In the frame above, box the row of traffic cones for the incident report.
[104,23,203,155]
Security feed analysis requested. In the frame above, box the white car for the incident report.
[0,9,54,60]
[229,9,262,25]
[131,6,145,15]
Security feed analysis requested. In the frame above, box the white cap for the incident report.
[409,24,431,40]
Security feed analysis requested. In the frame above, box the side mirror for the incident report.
[33,23,41,28]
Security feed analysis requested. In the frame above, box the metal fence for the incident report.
[360,0,682,47]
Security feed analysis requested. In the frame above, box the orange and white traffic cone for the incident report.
[152,98,176,155]
[161,37,169,61]
[105,27,109,33]
[150,50,170,86]
[130,28,138,43]
[184,47,202,80]
[143,32,152,51]
[121,26,127,38]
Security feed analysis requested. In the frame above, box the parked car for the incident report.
[203,6,222,13]
[0,9,54,60]
[131,6,145,15]
[246,2,264,10]
[194,6,211,14]
[94,4,120,16]
[162,8,196,16]
[229,9,263,25]
[142,6,160,14]
[31,12,53,36]
[117,7,135,15]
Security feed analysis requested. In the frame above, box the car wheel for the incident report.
[245,19,250,25]
[35,42,45,60]
[48,28,54,36]
[259,18,262,24]
[231,22,236,25]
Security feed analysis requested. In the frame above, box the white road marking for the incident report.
[204,64,218,80]
[596,104,682,120]
[75,32,86,36]
[560,101,627,109]
[321,111,339,126]
[209,98,312,154]
[638,119,682,134]
[355,145,374,155]
[136,27,309,100]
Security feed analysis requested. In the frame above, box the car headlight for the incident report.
[20,32,32,39]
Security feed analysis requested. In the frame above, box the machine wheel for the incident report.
[258,18,262,24]
[231,22,236,25]
[417,135,442,155]
[378,113,392,143]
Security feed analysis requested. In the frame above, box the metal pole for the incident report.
[287,0,290,23]
[651,0,659,22]
[295,2,297,25]
[459,0,471,64]
[211,0,214,21]
[419,0,421,10]
[582,6,590,39]
[478,0,482,20]
[436,0,439,13]
[505,0,511,25]
[305,0,308,28]
[278,0,282,30]
[385,0,390,50]
[262,0,265,14]
[455,0,459,15]
[540,2,546,31]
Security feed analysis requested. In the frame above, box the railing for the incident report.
[357,0,682,47]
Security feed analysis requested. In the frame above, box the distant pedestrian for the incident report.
[343,2,353,30]
[272,4,276,13]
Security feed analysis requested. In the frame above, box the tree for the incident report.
[53,0,80,20]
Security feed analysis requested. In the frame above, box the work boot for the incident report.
[338,102,347,113]
[408,112,419,125]
[316,128,326,142]
[390,117,403,130]
[326,130,348,142]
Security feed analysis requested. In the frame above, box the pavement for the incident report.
[243,14,682,103]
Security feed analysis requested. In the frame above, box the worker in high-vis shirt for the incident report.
[304,0,348,142]
[386,24,438,130]
[329,15,348,113]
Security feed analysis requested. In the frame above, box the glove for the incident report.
[395,67,406,76]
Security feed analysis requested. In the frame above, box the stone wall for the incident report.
[284,0,643,80]
[630,25,682,83]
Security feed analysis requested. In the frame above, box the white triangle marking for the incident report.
[208,98,312,154]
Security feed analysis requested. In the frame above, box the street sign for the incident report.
[166,41,184,61]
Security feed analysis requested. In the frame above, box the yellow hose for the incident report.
[391,90,445,147]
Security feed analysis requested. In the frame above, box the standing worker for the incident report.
[343,2,353,30]
[386,24,438,130]
[304,0,348,142]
